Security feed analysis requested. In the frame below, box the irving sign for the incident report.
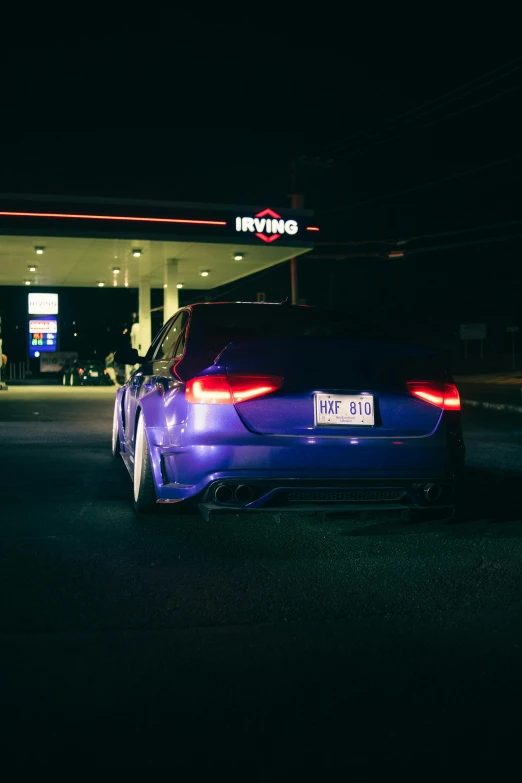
[28,293,59,315]
[235,208,298,243]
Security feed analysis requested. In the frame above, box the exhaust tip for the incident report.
[424,483,442,503]
[214,484,234,504]
[235,484,254,504]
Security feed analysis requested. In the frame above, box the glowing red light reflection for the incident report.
[186,375,282,404]
[407,382,460,411]
[0,211,227,226]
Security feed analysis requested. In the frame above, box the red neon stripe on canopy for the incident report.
[0,211,227,226]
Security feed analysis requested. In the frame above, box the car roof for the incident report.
[189,301,282,307]
[187,301,310,309]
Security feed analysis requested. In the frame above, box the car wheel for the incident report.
[111,401,121,458]
[133,413,157,513]
[69,373,76,386]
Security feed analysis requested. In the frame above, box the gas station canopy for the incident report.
[0,192,317,353]
[0,235,311,290]
[0,193,317,290]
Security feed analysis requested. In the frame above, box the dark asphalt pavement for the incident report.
[1,387,522,776]
[460,381,522,407]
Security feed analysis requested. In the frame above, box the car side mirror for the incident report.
[114,348,144,366]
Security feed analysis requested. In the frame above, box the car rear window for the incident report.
[191,304,362,354]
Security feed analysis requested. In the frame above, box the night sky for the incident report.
[1,16,521,363]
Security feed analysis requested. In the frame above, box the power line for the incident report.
[316,240,395,246]
[324,76,521,163]
[308,253,390,260]
[316,219,522,248]
[385,61,522,127]
[320,56,522,159]
[322,153,521,214]
[338,64,522,157]
[349,58,521,143]
[337,79,522,161]
[407,232,522,255]
[192,229,522,303]
[310,232,522,261]
[398,219,522,245]
[421,83,522,129]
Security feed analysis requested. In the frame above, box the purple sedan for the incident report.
[112,302,465,519]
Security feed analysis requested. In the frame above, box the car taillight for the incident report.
[229,375,283,402]
[186,376,231,403]
[185,374,283,404]
[407,382,460,411]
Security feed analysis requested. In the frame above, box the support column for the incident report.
[138,256,152,354]
[163,259,179,323]
[290,193,303,305]
[290,258,299,306]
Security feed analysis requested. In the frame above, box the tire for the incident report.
[69,373,76,386]
[133,413,158,513]
[111,401,121,459]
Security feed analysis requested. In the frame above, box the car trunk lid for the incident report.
[215,338,447,437]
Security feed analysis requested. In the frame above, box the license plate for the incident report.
[315,393,375,426]
[90,371,99,377]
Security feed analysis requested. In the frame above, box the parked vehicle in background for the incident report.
[63,359,114,386]
[112,302,465,519]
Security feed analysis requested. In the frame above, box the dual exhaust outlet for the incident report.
[214,483,254,505]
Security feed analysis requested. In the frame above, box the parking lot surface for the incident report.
[1,386,522,774]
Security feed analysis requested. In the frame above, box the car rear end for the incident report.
[78,361,109,385]
[159,322,464,516]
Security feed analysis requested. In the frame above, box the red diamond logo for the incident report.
[254,208,282,243]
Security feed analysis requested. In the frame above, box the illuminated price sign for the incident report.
[29,316,58,357]
[29,319,58,334]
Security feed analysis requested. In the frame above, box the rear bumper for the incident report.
[154,447,460,508]
[196,476,458,513]
[147,414,465,510]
